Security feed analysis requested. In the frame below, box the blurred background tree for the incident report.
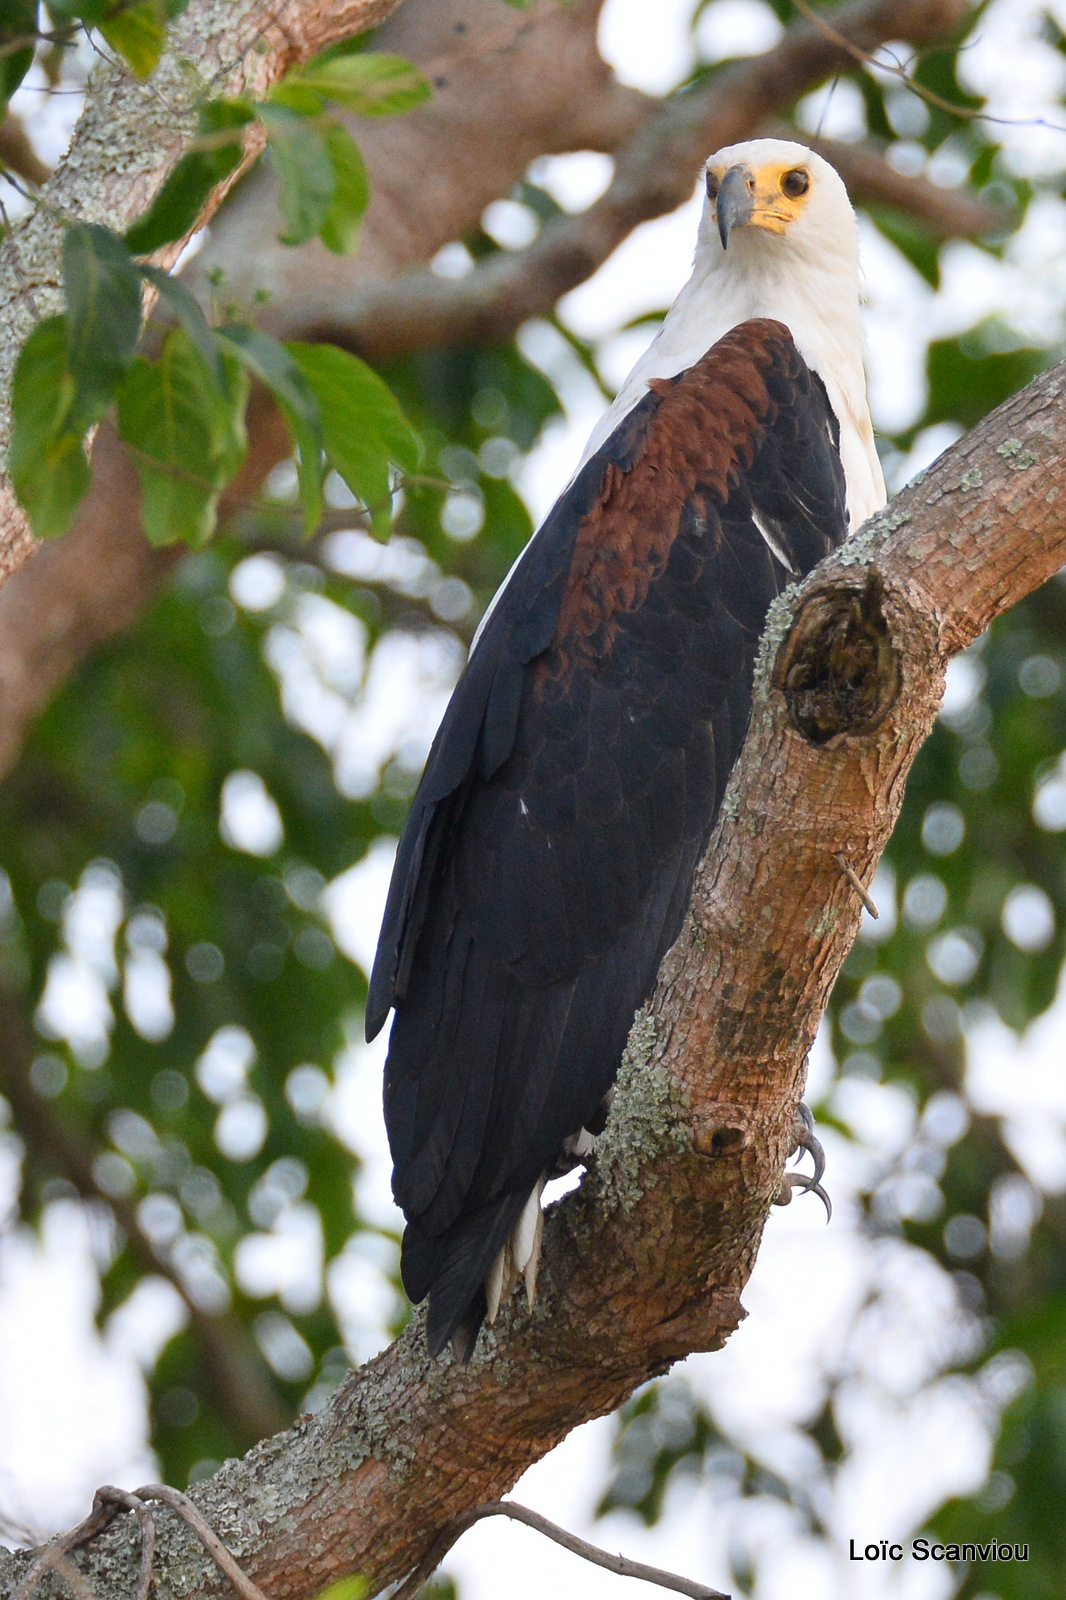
[3,0,1066,1595]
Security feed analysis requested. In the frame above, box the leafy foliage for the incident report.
[121,52,428,260]
[63,222,144,399]
[9,33,429,550]
[116,330,248,547]
[11,227,421,548]
[9,316,94,538]
[289,343,422,534]
[275,52,432,118]
[0,547,386,1481]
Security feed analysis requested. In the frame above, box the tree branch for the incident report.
[2,295,1063,1600]
[0,0,623,778]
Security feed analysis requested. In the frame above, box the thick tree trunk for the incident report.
[2,337,1064,1600]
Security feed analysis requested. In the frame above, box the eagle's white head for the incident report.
[698,137,859,263]
[584,138,886,531]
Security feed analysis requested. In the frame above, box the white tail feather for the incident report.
[485,1249,506,1324]
[523,1206,544,1311]
[484,1177,546,1323]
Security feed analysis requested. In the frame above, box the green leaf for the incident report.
[99,0,166,77]
[283,52,431,117]
[12,316,76,441]
[925,330,1048,435]
[140,265,225,389]
[317,124,369,256]
[116,327,247,547]
[218,323,324,533]
[46,0,109,21]
[10,316,93,539]
[125,99,253,255]
[63,222,143,405]
[287,342,421,534]
[266,82,327,117]
[312,1579,368,1600]
[1,0,38,113]
[260,103,335,248]
[217,324,321,434]
[211,345,251,483]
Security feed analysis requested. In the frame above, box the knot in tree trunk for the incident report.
[776,568,901,744]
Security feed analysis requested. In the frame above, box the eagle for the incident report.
[367,139,887,1359]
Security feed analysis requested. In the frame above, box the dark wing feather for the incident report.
[368,318,849,1356]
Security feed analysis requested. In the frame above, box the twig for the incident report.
[833,853,879,917]
[791,0,1066,138]
[390,1500,729,1600]
[1,162,79,227]
[0,1500,42,1551]
[0,27,81,63]
[82,31,189,125]
[0,0,160,58]
[9,1483,269,1600]
[94,1490,154,1600]
[131,1486,270,1600]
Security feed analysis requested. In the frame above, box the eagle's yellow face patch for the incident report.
[706,159,812,239]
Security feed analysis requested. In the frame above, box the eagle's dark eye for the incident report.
[781,167,810,198]
[705,171,719,201]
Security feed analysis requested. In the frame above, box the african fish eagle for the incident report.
[367,138,887,1359]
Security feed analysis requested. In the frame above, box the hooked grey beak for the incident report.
[716,164,755,250]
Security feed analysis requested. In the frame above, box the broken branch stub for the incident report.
[776,568,901,744]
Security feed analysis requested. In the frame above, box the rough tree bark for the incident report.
[1,314,1064,1600]
[0,0,974,781]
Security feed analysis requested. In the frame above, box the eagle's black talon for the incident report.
[790,1102,826,1186]
[785,1104,831,1220]
[780,1169,833,1222]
